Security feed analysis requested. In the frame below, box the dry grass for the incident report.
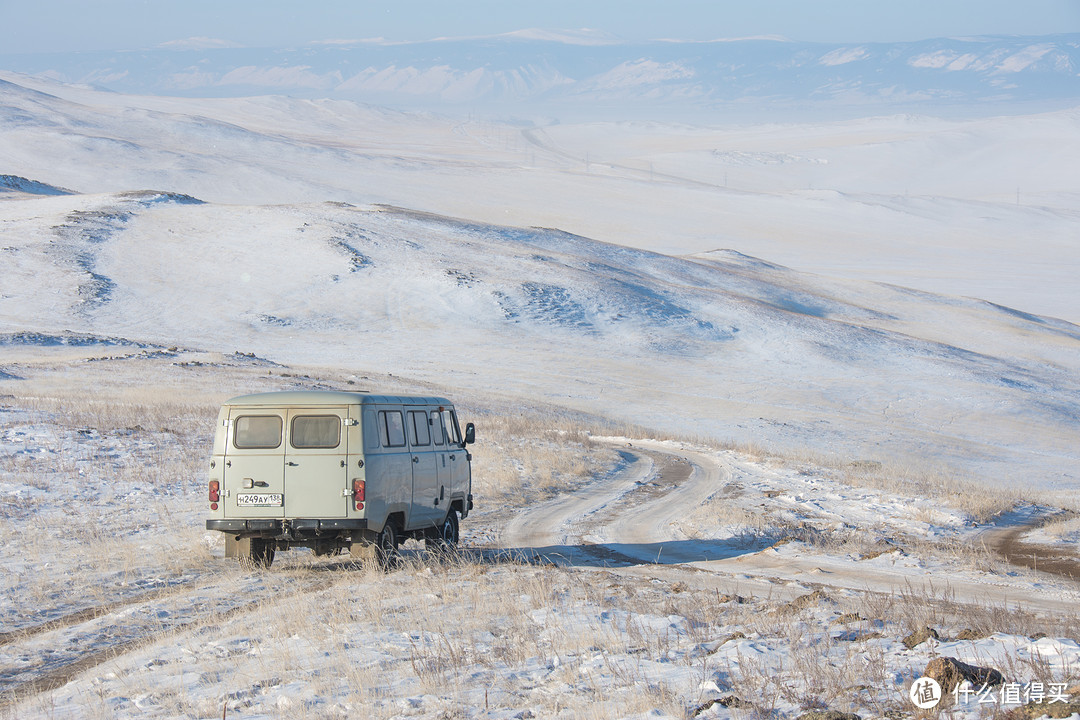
[1036,514,1080,540]
[6,528,1079,719]
[468,409,621,504]
[835,458,1021,525]
[708,437,1024,526]
[141,554,1080,719]
[3,352,1078,720]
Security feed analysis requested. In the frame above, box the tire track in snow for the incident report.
[0,568,339,711]
[502,447,653,550]
[500,441,740,567]
[0,575,211,648]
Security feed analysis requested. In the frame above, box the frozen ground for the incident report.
[1,355,1078,720]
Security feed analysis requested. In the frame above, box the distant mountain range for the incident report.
[1,32,1078,115]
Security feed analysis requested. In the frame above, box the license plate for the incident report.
[237,493,283,507]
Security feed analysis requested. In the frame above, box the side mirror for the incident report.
[464,422,475,445]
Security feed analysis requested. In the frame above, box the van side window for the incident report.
[234,415,283,449]
[408,410,431,446]
[379,410,406,448]
[430,411,445,446]
[291,415,341,449]
[363,410,379,449]
[441,409,461,445]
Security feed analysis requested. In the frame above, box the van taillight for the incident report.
[209,480,220,505]
[353,479,365,510]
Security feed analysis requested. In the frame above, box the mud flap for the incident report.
[350,541,376,561]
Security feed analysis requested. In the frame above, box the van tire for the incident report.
[376,521,400,570]
[427,510,459,553]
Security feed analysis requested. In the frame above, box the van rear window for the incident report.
[291,415,341,449]
[234,415,283,449]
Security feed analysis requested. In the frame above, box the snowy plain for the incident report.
[1,47,1079,720]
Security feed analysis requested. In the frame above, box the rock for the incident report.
[903,626,940,649]
[954,628,987,641]
[792,589,828,609]
[796,711,861,720]
[833,612,864,624]
[773,589,829,615]
[923,656,1004,694]
[694,695,752,716]
[1004,700,1080,719]
[860,538,903,560]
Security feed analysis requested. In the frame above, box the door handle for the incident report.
[412,456,419,463]
[287,461,299,466]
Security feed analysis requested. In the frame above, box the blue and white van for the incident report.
[205,391,474,568]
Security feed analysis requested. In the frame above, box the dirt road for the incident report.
[990,514,1080,581]
[500,439,1080,614]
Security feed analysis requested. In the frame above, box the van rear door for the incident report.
[284,408,349,519]
[224,409,286,518]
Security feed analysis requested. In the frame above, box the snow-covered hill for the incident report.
[2,189,1078,493]
[1,32,1078,115]
[2,73,1078,322]
[1,71,1078,490]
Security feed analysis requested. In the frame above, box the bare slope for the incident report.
[1,190,1078,491]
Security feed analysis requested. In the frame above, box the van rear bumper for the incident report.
[207,519,368,534]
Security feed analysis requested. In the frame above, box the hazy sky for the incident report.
[3,0,1079,54]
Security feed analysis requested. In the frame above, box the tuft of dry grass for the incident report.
[1036,513,1080,540]
[699,435,1027,526]
[466,407,623,505]
[836,458,1020,525]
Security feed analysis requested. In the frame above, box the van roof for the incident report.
[224,391,454,407]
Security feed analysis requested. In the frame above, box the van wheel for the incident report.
[376,521,400,570]
[427,510,459,553]
[239,538,275,569]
